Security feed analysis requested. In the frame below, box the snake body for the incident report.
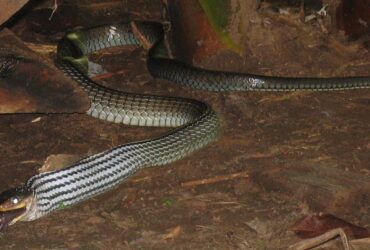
[150,58,370,91]
[21,23,219,220]
[2,22,370,222]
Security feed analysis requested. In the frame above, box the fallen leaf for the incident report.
[31,117,41,123]
[86,215,105,225]
[289,228,350,250]
[0,0,29,25]
[291,234,370,250]
[39,154,86,173]
[291,213,370,239]
[161,226,182,240]
[350,237,370,250]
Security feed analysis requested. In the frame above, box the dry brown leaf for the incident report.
[161,226,182,240]
[289,228,350,250]
[86,215,105,225]
[350,238,370,250]
[290,234,370,250]
[0,0,29,25]
[291,213,370,239]
[39,154,85,173]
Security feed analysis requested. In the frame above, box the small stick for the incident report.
[91,72,115,81]
[299,0,305,22]
[181,171,249,188]
[49,0,58,21]
[131,176,152,183]
[317,18,328,34]
[91,69,130,81]
[130,21,152,50]
[25,43,57,54]
[289,228,350,250]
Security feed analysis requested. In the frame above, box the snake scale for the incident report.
[0,22,369,230]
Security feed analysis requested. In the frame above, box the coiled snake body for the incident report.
[0,22,370,229]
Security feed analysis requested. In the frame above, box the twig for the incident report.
[317,18,328,34]
[91,69,130,81]
[49,0,58,21]
[25,43,57,54]
[131,176,152,183]
[20,160,41,164]
[181,171,249,188]
[299,0,305,22]
[130,21,152,50]
[289,228,350,250]
[91,72,115,81]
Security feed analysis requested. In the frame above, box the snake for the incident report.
[0,21,369,231]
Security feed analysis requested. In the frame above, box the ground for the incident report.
[0,1,370,249]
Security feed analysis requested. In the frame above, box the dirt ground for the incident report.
[0,1,370,249]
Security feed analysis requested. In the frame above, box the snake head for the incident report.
[0,188,33,232]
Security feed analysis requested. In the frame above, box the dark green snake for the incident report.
[0,22,369,230]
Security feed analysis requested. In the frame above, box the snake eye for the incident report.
[10,196,20,205]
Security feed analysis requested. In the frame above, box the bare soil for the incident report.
[0,1,369,249]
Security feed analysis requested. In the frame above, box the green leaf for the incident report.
[58,202,68,210]
[161,197,174,208]
[199,0,242,54]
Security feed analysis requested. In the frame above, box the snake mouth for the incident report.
[0,207,26,232]
[0,187,33,232]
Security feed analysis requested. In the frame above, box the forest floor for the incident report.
[0,0,370,249]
